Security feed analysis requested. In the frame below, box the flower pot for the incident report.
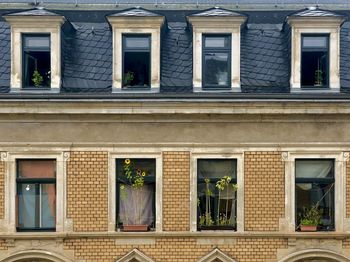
[300,225,317,232]
[122,224,149,232]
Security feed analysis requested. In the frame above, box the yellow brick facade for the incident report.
[162,152,190,232]
[67,151,109,232]
[244,152,285,231]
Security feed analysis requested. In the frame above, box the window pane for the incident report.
[40,184,56,228]
[302,36,327,48]
[301,51,328,87]
[123,52,150,87]
[24,36,50,49]
[23,51,51,88]
[295,160,333,179]
[18,160,56,178]
[198,159,236,179]
[204,36,229,48]
[203,53,229,87]
[125,37,150,49]
[18,183,36,228]
[296,183,334,230]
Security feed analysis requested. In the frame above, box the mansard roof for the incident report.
[288,7,345,18]
[4,7,61,17]
[188,7,245,17]
[107,7,162,17]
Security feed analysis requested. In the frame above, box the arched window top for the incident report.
[198,248,236,262]
[279,249,350,262]
[0,250,73,262]
[116,249,154,262]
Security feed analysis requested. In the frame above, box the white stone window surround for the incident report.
[107,17,164,93]
[4,16,65,93]
[0,151,69,233]
[282,151,349,232]
[190,152,244,232]
[108,151,163,232]
[187,16,246,93]
[288,17,344,93]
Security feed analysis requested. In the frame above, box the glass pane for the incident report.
[198,159,236,179]
[203,53,229,87]
[40,184,56,228]
[204,36,229,48]
[302,36,327,48]
[295,160,333,179]
[296,182,334,230]
[125,36,150,49]
[123,52,150,87]
[23,51,51,88]
[301,50,328,87]
[18,183,36,228]
[18,160,56,178]
[24,36,50,49]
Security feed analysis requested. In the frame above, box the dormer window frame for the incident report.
[287,10,345,93]
[107,9,164,93]
[187,9,246,93]
[4,10,65,93]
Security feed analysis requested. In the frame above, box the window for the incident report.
[295,159,334,231]
[22,34,51,88]
[301,35,329,88]
[116,158,156,231]
[123,35,151,88]
[16,159,56,231]
[202,35,231,89]
[197,159,237,230]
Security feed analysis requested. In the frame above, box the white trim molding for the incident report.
[116,249,154,262]
[187,14,246,92]
[0,151,68,233]
[108,150,163,232]
[198,248,236,262]
[190,151,244,232]
[107,14,164,93]
[287,15,345,92]
[0,250,74,262]
[282,151,348,232]
[279,249,350,262]
[3,14,65,92]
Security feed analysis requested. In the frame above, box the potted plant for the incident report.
[198,176,237,230]
[119,159,150,232]
[299,205,322,232]
[123,71,135,87]
[314,59,323,86]
[32,69,43,87]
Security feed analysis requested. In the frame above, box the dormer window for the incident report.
[287,7,345,92]
[23,34,51,88]
[4,8,65,93]
[187,7,246,92]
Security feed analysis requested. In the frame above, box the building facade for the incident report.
[0,1,350,261]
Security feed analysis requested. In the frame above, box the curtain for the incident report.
[198,160,236,179]
[119,185,154,225]
[18,183,36,228]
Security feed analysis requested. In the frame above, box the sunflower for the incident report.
[142,172,146,177]
[124,159,131,165]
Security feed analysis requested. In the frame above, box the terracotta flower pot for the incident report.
[300,225,317,232]
[122,224,149,232]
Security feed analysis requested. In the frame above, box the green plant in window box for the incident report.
[32,69,44,87]
[299,205,322,232]
[119,158,149,232]
[124,71,135,87]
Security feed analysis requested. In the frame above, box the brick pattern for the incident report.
[0,159,4,219]
[244,152,285,231]
[64,237,287,262]
[163,152,190,231]
[346,154,350,218]
[67,151,108,232]
[0,240,7,250]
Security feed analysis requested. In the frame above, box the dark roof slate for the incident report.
[0,21,10,90]
[289,7,345,18]
[188,7,244,17]
[5,8,61,17]
[108,7,162,17]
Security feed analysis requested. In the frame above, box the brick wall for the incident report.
[67,151,108,232]
[244,152,285,231]
[0,159,4,219]
[162,152,190,231]
[64,237,287,262]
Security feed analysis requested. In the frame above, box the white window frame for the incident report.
[0,151,68,233]
[4,15,65,93]
[108,151,163,232]
[190,152,244,232]
[187,16,246,93]
[287,16,344,92]
[283,151,348,232]
[107,16,164,93]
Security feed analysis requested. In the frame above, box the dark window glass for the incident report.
[123,35,151,88]
[295,159,335,231]
[16,159,56,231]
[202,35,231,89]
[22,34,51,88]
[116,158,156,231]
[197,159,237,230]
[301,35,329,87]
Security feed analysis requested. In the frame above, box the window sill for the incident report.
[112,87,159,93]
[193,87,241,93]
[10,87,60,94]
[291,87,340,93]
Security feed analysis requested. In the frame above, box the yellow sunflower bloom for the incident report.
[124,159,131,165]
[142,172,146,177]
